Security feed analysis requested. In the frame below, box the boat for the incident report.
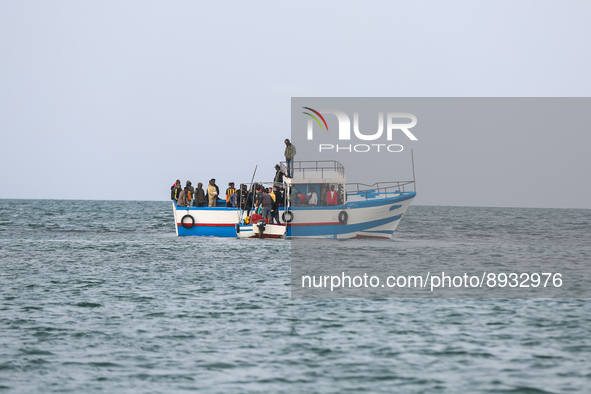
[172,160,416,239]
[236,220,287,239]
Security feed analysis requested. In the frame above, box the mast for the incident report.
[249,165,258,218]
[237,165,258,224]
[411,149,416,193]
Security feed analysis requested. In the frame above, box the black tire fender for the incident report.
[282,210,294,223]
[235,224,240,233]
[181,214,195,229]
[338,210,348,225]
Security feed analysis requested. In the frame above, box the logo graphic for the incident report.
[302,108,418,153]
[302,107,329,131]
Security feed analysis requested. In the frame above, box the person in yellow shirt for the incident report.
[225,182,237,207]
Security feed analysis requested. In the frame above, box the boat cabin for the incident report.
[281,161,347,208]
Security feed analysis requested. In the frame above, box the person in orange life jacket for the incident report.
[226,182,237,207]
[186,181,194,207]
[326,185,338,206]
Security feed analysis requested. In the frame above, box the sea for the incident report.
[1,199,590,393]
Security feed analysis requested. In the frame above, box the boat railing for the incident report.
[280,160,345,179]
[345,181,415,200]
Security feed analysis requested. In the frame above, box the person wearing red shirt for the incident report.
[326,185,338,206]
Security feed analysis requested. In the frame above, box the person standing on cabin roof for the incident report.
[177,187,189,207]
[226,182,237,207]
[186,181,194,207]
[195,182,205,207]
[207,179,219,207]
[327,185,338,206]
[273,164,285,187]
[171,180,181,201]
[284,139,296,178]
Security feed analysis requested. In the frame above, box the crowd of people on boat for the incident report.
[170,138,341,224]
[172,175,341,206]
[170,175,289,224]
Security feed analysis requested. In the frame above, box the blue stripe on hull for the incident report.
[177,225,236,237]
[288,213,402,238]
[346,192,415,208]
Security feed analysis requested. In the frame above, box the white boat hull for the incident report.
[173,191,415,239]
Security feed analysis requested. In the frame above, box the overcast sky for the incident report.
[1,1,590,208]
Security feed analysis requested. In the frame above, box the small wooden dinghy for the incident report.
[236,220,287,239]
